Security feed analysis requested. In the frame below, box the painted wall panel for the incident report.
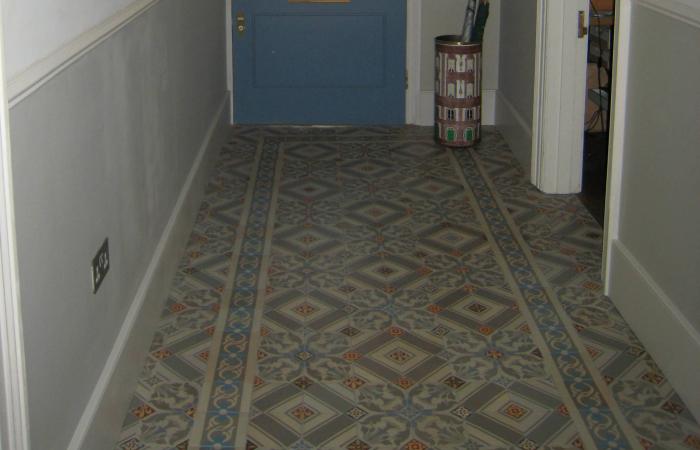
[498,0,536,126]
[6,1,226,448]
[618,6,700,333]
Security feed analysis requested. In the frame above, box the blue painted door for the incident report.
[233,0,406,125]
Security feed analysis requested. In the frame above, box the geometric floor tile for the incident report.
[115,126,700,450]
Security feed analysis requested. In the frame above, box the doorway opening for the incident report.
[579,0,615,225]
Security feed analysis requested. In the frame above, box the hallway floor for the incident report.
[115,127,699,450]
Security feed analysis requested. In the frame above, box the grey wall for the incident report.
[607,3,700,418]
[617,7,700,333]
[498,0,537,126]
[493,0,537,171]
[420,0,501,92]
[7,1,226,448]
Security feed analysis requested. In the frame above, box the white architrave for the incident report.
[602,0,631,287]
[226,0,234,122]
[531,0,590,194]
[405,0,422,124]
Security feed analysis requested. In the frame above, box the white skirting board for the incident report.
[68,93,231,450]
[608,240,700,420]
[416,89,496,126]
[494,90,532,177]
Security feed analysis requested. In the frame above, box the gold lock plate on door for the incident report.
[578,11,588,38]
[236,12,246,35]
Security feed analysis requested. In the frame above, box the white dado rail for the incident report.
[636,0,700,27]
[7,0,161,108]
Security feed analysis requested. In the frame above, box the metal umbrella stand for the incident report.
[434,35,482,147]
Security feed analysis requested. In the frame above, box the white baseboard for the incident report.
[481,89,496,126]
[495,90,532,177]
[68,92,231,450]
[416,91,433,126]
[609,240,700,420]
[416,89,497,127]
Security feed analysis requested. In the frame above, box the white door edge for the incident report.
[0,2,31,450]
[226,0,423,125]
[531,0,589,194]
[602,0,631,290]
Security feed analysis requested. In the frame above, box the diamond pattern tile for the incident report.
[115,126,700,450]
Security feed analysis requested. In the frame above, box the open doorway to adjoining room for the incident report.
[579,0,615,225]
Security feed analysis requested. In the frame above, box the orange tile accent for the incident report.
[344,376,367,390]
[427,304,443,314]
[404,439,428,450]
[170,303,187,313]
[389,326,404,337]
[343,352,362,361]
[479,326,494,336]
[152,349,173,360]
[396,377,414,389]
[558,404,570,416]
[132,404,155,419]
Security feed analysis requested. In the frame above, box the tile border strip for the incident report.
[194,138,281,447]
[189,136,265,446]
[452,147,640,449]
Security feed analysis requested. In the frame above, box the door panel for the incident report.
[233,0,406,124]
[254,15,385,88]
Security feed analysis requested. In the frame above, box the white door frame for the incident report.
[405,0,422,124]
[531,0,632,290]
[226,0,234,121]
[225,0,423,125]
[531,0,590,194]
[602,0,631,288]
[0,2,30,450]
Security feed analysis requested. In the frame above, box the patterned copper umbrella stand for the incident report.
[435,35,482,147]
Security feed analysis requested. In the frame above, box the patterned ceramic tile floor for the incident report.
[115,127,700,450]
